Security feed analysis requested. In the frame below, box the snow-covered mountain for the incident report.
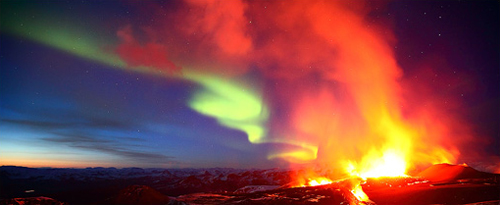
[0,166,288,182]
[0,166,292,204]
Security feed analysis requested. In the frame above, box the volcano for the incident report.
[1,164,499,205]
[0,1,499,204]
[362,164,500,205]
[416,163,497,183]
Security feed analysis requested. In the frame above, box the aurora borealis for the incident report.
[1,1,499,171]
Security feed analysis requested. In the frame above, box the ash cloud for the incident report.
[114,0,483,171]
[43,134,174,164]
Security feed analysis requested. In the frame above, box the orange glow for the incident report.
[260,1,462,176]
[114,0,463,174]
[292,176,333,188]
[351,183,369,202]
[274,2,462,202]
[293,175,371,204]
[307,177,333,186]
[345,149,408,180]
[265,3,463,204]
[0,153,129,168]
[0,157,106,168]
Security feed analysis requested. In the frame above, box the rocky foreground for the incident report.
[1,164,499,205]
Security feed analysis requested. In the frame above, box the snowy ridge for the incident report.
[0,166,295,200]
[0,166,257,181]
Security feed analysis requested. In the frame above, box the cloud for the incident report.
[112,0,473,170]
[43,134,174,164]
[1,118,67,129]
[0,110,135,132]
[0,101,176,165]
[182,0,252,57]
[43,134,111,143]
[116,25,181,73]
[74,144,173,162]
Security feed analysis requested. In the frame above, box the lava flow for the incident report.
[307,177,333,187]
[351,182,369,203]
[342,150,409,203]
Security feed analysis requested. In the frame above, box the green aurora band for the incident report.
[1,4,125,69]
[185,72,268,143]
[1,4,270,145]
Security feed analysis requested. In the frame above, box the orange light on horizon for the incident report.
[0,156,127,169]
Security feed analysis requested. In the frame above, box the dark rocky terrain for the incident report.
[0,164,498,205]
[0,166,292,204]
[0,196,67,205]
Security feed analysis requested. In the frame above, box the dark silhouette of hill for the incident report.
[417,163,499,183]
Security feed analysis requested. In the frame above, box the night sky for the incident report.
[0,0,498,170]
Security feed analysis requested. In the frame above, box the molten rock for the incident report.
[363,164,500,205]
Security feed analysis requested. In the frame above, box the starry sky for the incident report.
[0,0,498,170]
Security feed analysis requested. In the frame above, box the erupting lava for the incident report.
[351,183,369,202]
[307,177,333,186]
[346,149,408,180]
[260,1,464,204]
[110,0,469,203]
[342,149,410,202]
[343,149,409,202]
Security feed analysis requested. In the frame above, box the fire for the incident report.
[343,149,407,203]
[111,0,465,203]
[307,177,333,186]
[296,176,371,203]
[293,176,333,188]
[351,183,369,202]
[346,149,408,180]
[296,176,372,203]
